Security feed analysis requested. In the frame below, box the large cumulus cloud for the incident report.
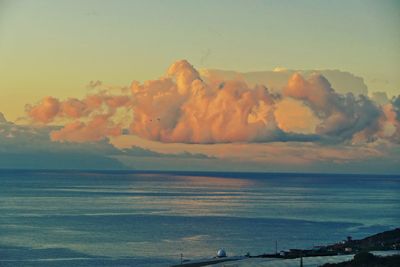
[25,60,400,144]
[284,73,383,142]
[131,60,286,143]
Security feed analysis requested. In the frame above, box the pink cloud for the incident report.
[25,60,399,145]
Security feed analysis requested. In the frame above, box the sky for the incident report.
[0,0,399,173]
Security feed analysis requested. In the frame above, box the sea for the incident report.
[0,170,399,266]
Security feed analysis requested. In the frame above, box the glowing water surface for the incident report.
[0,170,399,266]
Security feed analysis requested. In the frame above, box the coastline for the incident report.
[169,228,400,267]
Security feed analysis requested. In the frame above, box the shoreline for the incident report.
[169,228,400,267]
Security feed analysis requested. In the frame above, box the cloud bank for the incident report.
[2,111,399,173]
[25,60,400,145]
[0,113,212,170]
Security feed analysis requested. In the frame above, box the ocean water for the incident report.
[0,170,399,266]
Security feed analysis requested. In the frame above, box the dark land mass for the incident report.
[320,252,400,267]
[254,228,400,259]
[170,228,400,267]
[324,228,400,253]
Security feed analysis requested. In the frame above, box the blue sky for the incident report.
[0,0,399,173]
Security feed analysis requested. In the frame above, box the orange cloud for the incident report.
[285,73,332,110]
[274,98,319,134]
[51,115,121,143]
[130,60,281,143]
[26,96,60,123]
[61,98,87,118]
[25,60,400,145]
